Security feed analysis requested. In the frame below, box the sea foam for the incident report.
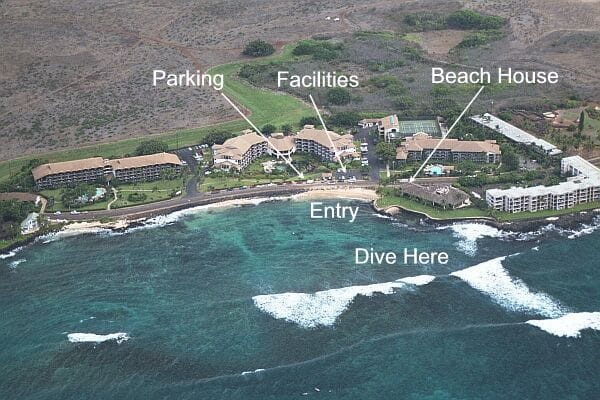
[67,332,130,344]
[0,247,23,259]
[526,312,600,338]
[253,275,435,328]
[443,223,507,256]
[450,257,566,317]
[128,197,290,232]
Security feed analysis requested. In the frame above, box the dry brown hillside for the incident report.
[0,0,598,160]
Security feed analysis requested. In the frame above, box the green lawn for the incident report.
[111,179,184,208]
[41,188,110,212]
[376,193,491,219]
[0,44,314,184]
[199,172,321,192]
[377,192,600,222]
[41,179,185,211]
[207,45,314,128]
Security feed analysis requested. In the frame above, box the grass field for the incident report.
[0,45,313,184]
[376,193,491,219]
[377,192,600,222]
[41,179,185,211]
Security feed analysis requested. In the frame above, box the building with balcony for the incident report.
[485,156,600,213]
[395,133,501,164]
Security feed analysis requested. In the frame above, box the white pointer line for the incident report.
[220,92,304,179]
[308,94,347,173]
[410,85,485,182]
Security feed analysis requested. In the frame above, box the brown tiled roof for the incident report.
[213,132,266,160]
[269,135,295,152]
[378,114,399,130]
[297,126,354,150]
[398,133,501,156]
[109,152,182,170]
[32,157,106,181]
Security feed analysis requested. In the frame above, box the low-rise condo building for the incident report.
[486,156,600,213]
[295,125,356,162]
[395,133,501,164]
[212,126,356,171]
[212,131,269,171]
[471,113,562,156]
[108,153,183,183]
[33,153,182,189]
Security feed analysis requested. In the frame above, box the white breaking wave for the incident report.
[127,197,290,232]
[526,312,600,338]
[0,247,23,259]
[442,223,507,256]
[450,257,566,317]
[8,259,26,269]
[67,332,130,344]
[253,275,435,328]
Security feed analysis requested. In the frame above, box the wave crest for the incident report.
[67,332,130,344]
[526,312,600,338]
[450,257,566,317]
[253,275,435,328]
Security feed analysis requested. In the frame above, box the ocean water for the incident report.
[1,199,599,399]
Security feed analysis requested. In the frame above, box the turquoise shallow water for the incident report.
[0,199,599,399]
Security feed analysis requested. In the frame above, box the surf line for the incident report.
[219,92,305,178]
[410,85,485,182]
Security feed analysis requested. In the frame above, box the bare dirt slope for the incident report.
[0,0,598,161]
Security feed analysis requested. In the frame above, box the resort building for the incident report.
[212,131,269,171]
[486,156,600,213]
[108,153,183,183]
[471,113,562,156]
[212,126,356,171]
[295,125,356,162]
[33,153,182,189]
[32,158,107,189]
[395,133,501,164]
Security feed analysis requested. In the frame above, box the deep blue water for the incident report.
[0,199,599,399]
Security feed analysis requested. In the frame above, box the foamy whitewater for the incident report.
[526,312,600,338]
[252,275,435,328]
[450,257,567,317]
[443,223,507,256]
[67,332,130,344]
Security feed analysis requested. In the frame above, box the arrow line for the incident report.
[220,92,304,179]
[308,94,347,173]
[410,86,485,182]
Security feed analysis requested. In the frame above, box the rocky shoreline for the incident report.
[372,202,600,232]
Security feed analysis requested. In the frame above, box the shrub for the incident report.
[328,111,361,127]
[200,131,235,146]
[300,116,320,127]
[127,192,148,202]
[242,40,275,57]
[292,40,342,61]
[135,140,168,155]
[446,10,505,30]
[261,124,276,134]
[326,88,351,105]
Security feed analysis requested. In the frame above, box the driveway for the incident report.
[354,127,382,181]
